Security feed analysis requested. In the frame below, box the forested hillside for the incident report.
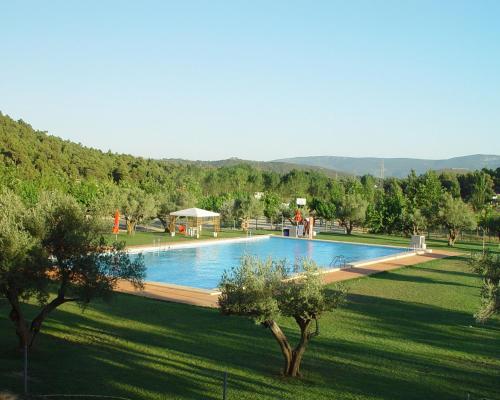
[1,112,499,241]
[0,112,340,209]
[171,157,348,178]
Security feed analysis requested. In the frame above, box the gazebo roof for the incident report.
[170,207,220,218]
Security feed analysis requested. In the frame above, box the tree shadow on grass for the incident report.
[0,299,293,400]
[415,265,479,279]
[2,279,499,400]
[368,269,477,288]
[313,287,500,399]
[311,336,500,400]
[343,292,500,342]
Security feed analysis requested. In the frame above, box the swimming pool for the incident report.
[135,236,405,290]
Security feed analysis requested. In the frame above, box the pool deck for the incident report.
[115,245,461,308]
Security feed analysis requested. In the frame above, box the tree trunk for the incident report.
[265,318,319,377]
[29,296,72,347]
[5,284,77,349]
[346,222,353,235]
[158,217,169,233]
[9,306,31,348]
[448,229,457,246]
[287,318,312,377]
[266,320,292,375]
[6,289,31,348]
[126,219,136,235]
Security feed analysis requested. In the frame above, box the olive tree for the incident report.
[156,190,197,232]
[311,198,336,231]
[120,188,157,234]
[0,190,145,348]
[469,251,500,323]
[219,256,347,377]
[438,194,477,246]
[336,193,368,234]
[485,212,500,241]
[234,195,264,230]
[263,192,282,229]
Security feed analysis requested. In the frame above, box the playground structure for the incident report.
[282,198,315,239]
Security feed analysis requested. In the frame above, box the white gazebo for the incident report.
[169,208,221,237]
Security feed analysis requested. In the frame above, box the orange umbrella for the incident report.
[112,210,120,234]
[294,209,303,223]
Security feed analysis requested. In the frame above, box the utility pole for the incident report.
[24,344,28,395]
[380,160,385,180]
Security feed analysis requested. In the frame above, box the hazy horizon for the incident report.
[2,1,499,160]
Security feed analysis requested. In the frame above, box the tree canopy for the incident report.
[219,256,347,377]
[0,189,146,348]
[470,251,500,323]
[438,194,477,246]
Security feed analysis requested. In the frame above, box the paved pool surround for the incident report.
[115,235,453,307]
[130,235,409,290]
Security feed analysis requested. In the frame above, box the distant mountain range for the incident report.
[163,157,349,178]
[273,155,500,178]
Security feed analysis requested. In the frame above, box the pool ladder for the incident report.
[330,255,347,269]
[407,244,418,253]
[153,239,162,255]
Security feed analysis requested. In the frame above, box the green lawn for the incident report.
[317,231,500,253]
[103,229,270,247]
[104,228,499,254]
[1,253,499,399]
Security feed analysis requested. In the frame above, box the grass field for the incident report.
[317,231,500,253]
[1,238,499,399]
[105,228,499,254]
[103,229,270,247]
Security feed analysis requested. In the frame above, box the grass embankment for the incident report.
[1,252,499,399]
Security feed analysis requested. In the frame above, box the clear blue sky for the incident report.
[1,0,499,161]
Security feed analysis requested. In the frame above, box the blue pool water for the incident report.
[137,236,404,290]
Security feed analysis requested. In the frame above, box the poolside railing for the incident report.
[329,255,347,269]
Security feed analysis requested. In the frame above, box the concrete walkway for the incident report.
[115,248,460,308]
[321,250,458,284]
[116,280,220,307]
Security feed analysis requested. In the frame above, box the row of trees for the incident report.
[18,169,498,247]
[1,113,499,244]
[111,170,497,247]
